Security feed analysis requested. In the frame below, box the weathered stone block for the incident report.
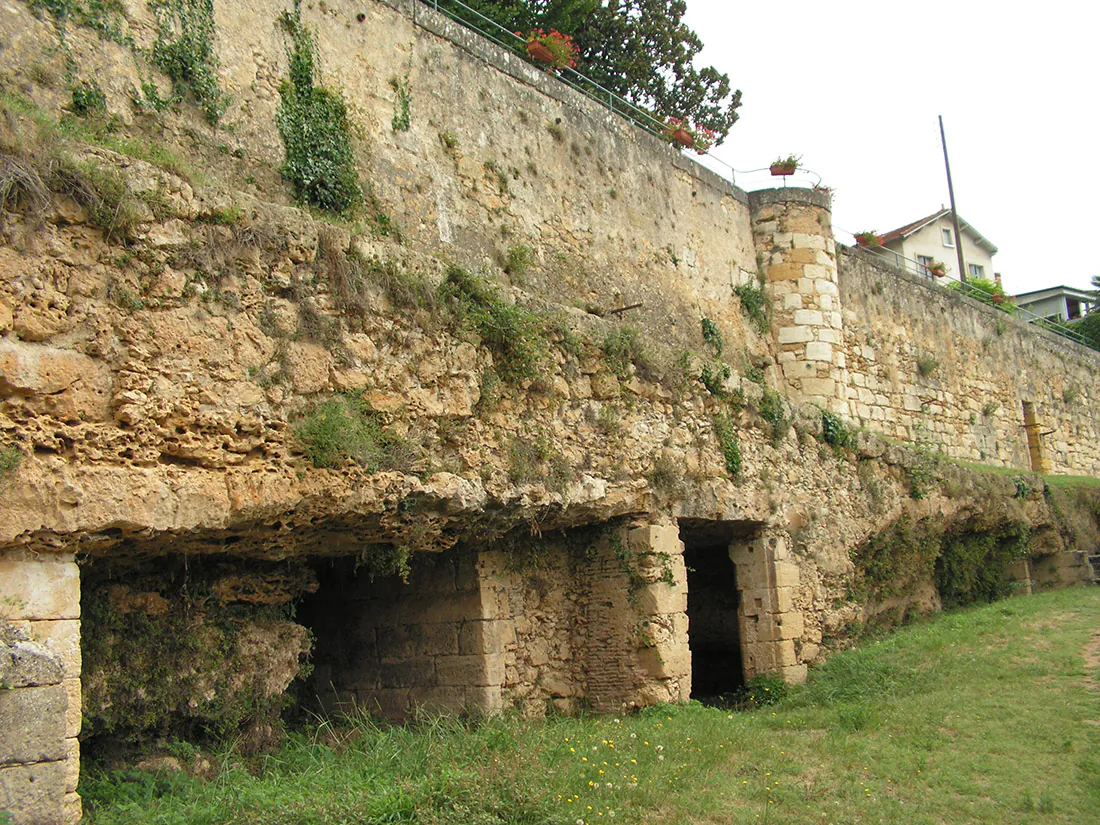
[0,556,80,621]
[766,262,803,282]
[637,644,691,680]
[780,664,808,684]
[774,562,800,589]
[0,684,66,765]
[409,686,468,713]
[436,653,504,687]
[0,640,63,689]
[63,677,82,739]
[378,657,436,689]
[0,761,69,825]
[777,326,812,344]
[627,524,683,557]
[791,233,826,250]
[27,620,80,680]
[793,309,824,326]
[776,611,804,640]
[465,685,504,714]
[458,620,503,655]
[362,688,410,720]
[783,292,804,310]
[637,582,687,616]
[801,377,836,397]
[420,622,459,656]
[804,342,833,362]
[398,594,482,625]
[62,737,79,794]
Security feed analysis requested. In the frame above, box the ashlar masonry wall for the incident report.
[307,522,690,720]
[838,249,1100,474]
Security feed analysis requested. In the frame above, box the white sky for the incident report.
[683,0,1099,296]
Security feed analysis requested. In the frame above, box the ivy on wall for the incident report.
[276,0,362,217]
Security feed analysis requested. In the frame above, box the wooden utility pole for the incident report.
[939,115,968,285]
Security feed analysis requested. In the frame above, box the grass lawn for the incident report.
[81,587,1100,825]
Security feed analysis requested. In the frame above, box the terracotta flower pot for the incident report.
[671,128,694,148]
[526,41,555,64]
[992,294,1005,305]
[770,162,797,176]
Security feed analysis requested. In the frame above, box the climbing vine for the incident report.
[149,0,229,124]
[276,0,362,216]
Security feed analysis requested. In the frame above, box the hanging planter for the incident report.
[526,40,555,64]
[769,154,801,176]
[854,231,882,248]
[521,29,577,73]
[928,261,947,277]
[671,128,695,148]
[662,117,715,154]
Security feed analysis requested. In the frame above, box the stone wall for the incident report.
[838,248,1100,474]
[0,1,1097,821]
[0,553,81,825]
[750,188,846,413]
[309,551,505,719]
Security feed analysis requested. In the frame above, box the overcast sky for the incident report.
[682,0,1098,296]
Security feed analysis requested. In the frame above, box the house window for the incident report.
[942,228,954,247]
[968,263,984,278]
[917,255,933,276]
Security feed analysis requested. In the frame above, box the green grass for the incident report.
[81,587,1100,824]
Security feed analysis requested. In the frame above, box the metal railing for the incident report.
[412,0,750,185]
[840,235,1094,349]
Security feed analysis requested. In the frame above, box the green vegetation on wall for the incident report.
[712,411,741,478]
[294,393,412,470]
[81,588,309,751]
[733,281,769,334]
[149,0,229,124]
[852,511,1034,618]
[441,265,549,384]
[276,0,362,216]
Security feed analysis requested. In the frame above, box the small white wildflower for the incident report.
[658,755,664,761]
[656,745,664,751]
[629,733,637,739]
[606,782,613,789]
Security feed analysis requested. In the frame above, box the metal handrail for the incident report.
[838,233,1093,348]
[414,0,750,186]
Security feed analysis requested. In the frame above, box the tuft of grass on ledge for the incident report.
[80,588,1100,824]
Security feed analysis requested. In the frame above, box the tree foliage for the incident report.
[1073,310,1100,352]
[441,0,741,143]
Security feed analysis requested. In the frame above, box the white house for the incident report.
[875,209,998,283]
[1014,286,1096,322]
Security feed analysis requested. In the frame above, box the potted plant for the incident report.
[927,261,947,277]
[769,154,801,176]
[662,117,716,154]
[854,231,882,248]
[521,29,577,73]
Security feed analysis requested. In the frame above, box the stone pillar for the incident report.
[627,524,691,706]
[0,551,81,825]
[748,188,848,415]
[728,531,807,684]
